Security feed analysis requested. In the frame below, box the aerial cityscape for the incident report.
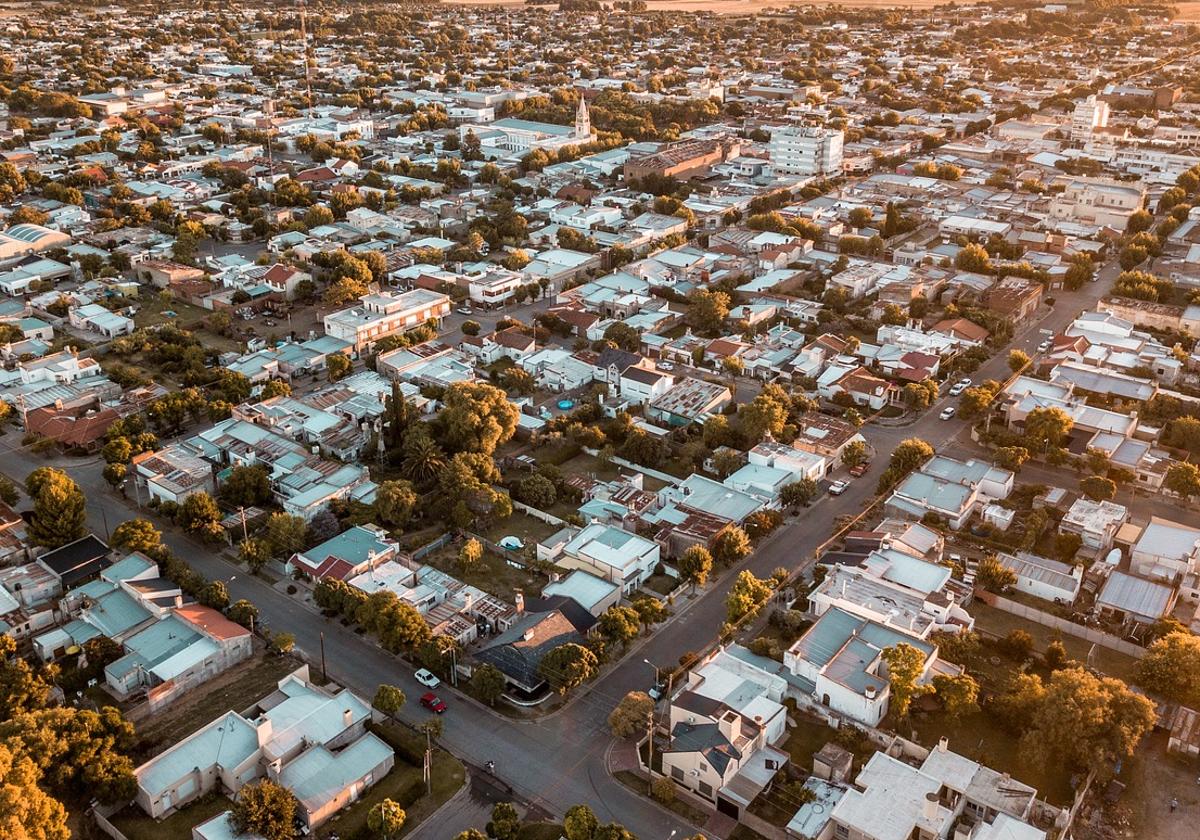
[2,1,1200,840]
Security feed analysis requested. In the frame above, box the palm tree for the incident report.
[401,429,446,483]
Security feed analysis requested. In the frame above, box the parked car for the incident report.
[648,682,667,701]
[658,361,674,371]
[948,382,968,397]
[415,668,441,689]
[1037,339,1052,353]
[848,462,869,477]
[420,692,447,713]
[456,306,473,315]
[829,480,849,496]
[939,406,956,420]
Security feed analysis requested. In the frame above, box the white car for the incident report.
[414,668,441,689]
[658,361,674,371]
[828,480,849,496]
[940,406,957,421]
[456,306,473,316]
[948,382,967,397]
[1037,340,1052,353]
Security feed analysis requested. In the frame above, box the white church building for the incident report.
[459,98,596,156]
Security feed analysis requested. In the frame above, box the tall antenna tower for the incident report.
[299,0,315,119]
[264,97,275,209]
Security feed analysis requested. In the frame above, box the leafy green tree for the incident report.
[881,643,928,719]
[219,465,272,508]
[230,779,297,840]
[685,287,731,335]
[458,538,484,573]
[677,545,713,593]
[563,804,600,840]
[597,605,641,649]
[1137,632,1200,706]
[712,526,751,567]
[25,468,86,548]
[487,801,522,840]
[239,538,272,573]
[269,632,295,655]
[327,352,352,381]
[1165,462,1200,499]
[199,581,230,611]
[1079,474,1117,502]
[608,691,655,738]
[470,663,507,706]
[0,743,69,840]
[228,599,259,630]
[375,480,418,528]
[367,799,406,839]
[373,684,406,721]
[976,555,1017,592]
[401,426,447,483]
[264,512,307,557]
[1024,406,1073,452]
[110,519,162,555]
[841,440,868,468]
[1007,350,1030,373]
[932,673,979,719]
[539,643,598,695]
[177,491,222,539]
[994,446,1029,472]
[726,570,772,624]
[436,381,520,455]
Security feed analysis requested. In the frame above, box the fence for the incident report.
[979,592,1146,659]
[509,498,567,527]
[409,531,454,562]
[581,447,683,486]
[92,804,131,840]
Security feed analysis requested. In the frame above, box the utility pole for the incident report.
[239,506,248,542]
[319,630,327,682]
[424,727,432,795]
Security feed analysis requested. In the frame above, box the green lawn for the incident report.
[613,770,709,826]
[476,511,562,552]
[423,540,548,602]
[110,794,232,840]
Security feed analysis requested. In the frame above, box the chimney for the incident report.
[938,736,949,753]
[923,792,940,821]
[522,627,535,642]
[864,685,877,700]
[343,708,354,728]
[255,717,273,747]
[463,591,473,612]
[717,709,742,744]
[514,592,525,614]
[174,594,184,608]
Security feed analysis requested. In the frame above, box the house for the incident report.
[0,223,72,260]
[995,551,1083,604]
[1096,570,1176,626]
[983,276,1043,324]
[37,534,111,590]
[542,570,621,617]
[886,456,1014,530]
[1048,176,1146,229]
[1060,498,1128,553]
[784,606,958,726]
[133,670,393,831]
[289,524,398,581]
[792,413,867,471]
[1129,516,1200,582]
[322,289,450,352]
[132,444,216,505]
[472,594,597,696]
[816,742,1045,840]
[747,440,829,482]
[24,393,121,451]
[545,522,660,595]
[646,378,731,427]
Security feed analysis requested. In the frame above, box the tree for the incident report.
[1007,350,1030,373]
[110,518,162,555]
[630,595,669,629]
[436,381,520,455]
[1018,668,1155,781]
[1165,462,1200,499]
[608,691,655,738]
[955,243,991,273]
[842,440,868,468]
[25,468,86,548]
[976,555,1016,592]
[740,391,789,443]
[1079,474,1117,502]
[1044,640,1070,671]
[470,663,507,706]
[711,448,743,479]
[228,599,259,630]
[455,832,489,840]
[219,465,272,508]
[881,643,928,719]
[199,581,230,611]
[994,446,1029,473]
[726,570,772,624]
[368,800,406,839]
[603,322,640,352]
[264,512,307,557]
[401,426,447,483]
[373,684,406,721]
[563,805,600,840]
[712,526,751,567]
[1001,629,1035,660]
[376,480,418,528]
[239,538,272,573]
[889,438,934,474]
[1023,406,1073,452]
[514,474,557,509]
[269,632,295,655]
[677,545,712,593]
[458,538,484,572]
[487,802,522,840]
[178,491,222,538]
[230,779,297,840]
[103,463,127,490]
[1137,632,1200,705]
[539,643,598,695]
[0,636,51,719]
[0,744,69,840]
[685,287,731,335]
[597,605,641,649]
[932,673,979,719]
[327,352,352,381]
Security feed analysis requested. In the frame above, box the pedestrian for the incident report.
[1170,797,1179,813]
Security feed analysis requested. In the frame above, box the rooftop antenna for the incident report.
[264,97,275,210]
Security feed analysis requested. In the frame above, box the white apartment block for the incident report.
[323,289,450,352]
[769,125,844,176]
[1071,95,1109,140]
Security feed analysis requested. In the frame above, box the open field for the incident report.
[1177,1,1200,18]
[447,0,979,10]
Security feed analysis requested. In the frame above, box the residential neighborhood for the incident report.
[3,2,1200,840]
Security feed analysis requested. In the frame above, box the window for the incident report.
[671,766,685,782]
[834,824,849,840]
[698,781,713,798]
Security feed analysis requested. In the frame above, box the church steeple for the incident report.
[574,96,591,139]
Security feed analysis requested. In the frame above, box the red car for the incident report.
[849,463,869,477]
[421,692,447,714]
